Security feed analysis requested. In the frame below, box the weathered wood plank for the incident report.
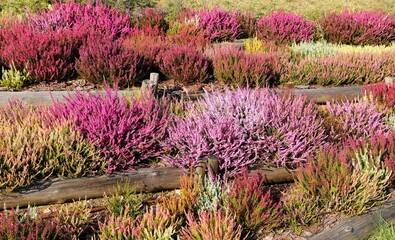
[311,200,395,240]
[0,167,295,210]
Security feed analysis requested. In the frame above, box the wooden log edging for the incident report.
[311,200,395,240]
[0,167,295,210]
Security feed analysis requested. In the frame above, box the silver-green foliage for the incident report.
[1,63,34,90]
[196,176,230,212]
[290,41,339,58]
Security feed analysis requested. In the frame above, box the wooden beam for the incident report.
[0,167,295,210]
[311,200,395,240]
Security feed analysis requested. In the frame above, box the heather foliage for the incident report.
[136,7,168,33]
[290,41,339,58]
[0,208,58,240]
[281,51,395,86]
[235,11,257,38]
[196,176,229,212]
[321,11,395,45]
[49,88,169,172]
[225,170,282,237]
[257,11,315,44]
[77,32,149,87]
[364,82,395,110]
[0,23,81,83]
[105,183,145,218]
[163,88,326,176]
[180,209,242,240]
[324,98,390,143]
[198,6,242,42]
[158,44,209,85]
[0,63,33,90]
[0,99,104,191]
[283,145,391,231]
[207,45,276,87]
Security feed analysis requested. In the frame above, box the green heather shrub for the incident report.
[0,63,34,90]
[290,41,339,58]
[283,145,391,231]
[99,204,181,240]
[180,209,242,240]
[281,51,395,86]
[196,176,229,212]
[105,183,145,218]
[0,99,104,191]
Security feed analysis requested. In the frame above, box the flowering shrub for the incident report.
[29,1,132,39]
[0,208,58,239]
[257,11,315,44]
[225,170,282,237]
[0,99,104,191]
[207,45,276,87]
[321,11,395,45]
[290,41,339,58]
[180,209,242,240]
[167,22,210,48]
[363,82,395,110]
[324,98,390,143]
[283,145,391,231]
[77,32,149,87]
[235,11,257,38]
[163,88,326,176]
[280,51,395,86]
[136,7,168,34]
[0,23,81,83]
[158,44,210,85]
[49,88,169,172]
[198,6,242,42]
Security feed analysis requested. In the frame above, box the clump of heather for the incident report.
[324,98,390,143]
[363,82,395,110]
[198,6,242,42]
[180,209,242,240]
[225,170,282,237]
[321,11,395,45]
[257,11,315,44]
[283,144,391,232]
[206,45,276,87]
[135,7,168,34]
[0,99,104,191]
[157,44,210,85]
[49,87,169,172]
[77,32,149,87]
[163,87,326,176]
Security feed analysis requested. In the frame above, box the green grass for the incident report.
[156,0,395,19]
[370,217,395,240]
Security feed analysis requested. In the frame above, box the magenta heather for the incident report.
[257,11,315,44]
[163,88,326,175]
[198,6,242,42]
[49,87,169,172]
[321,11,395,45]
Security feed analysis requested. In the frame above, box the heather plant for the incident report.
[257,11,315,44]
[207,45,276,87]
[244,37,288,54]
[29,1,132,39]
[105,183,145,218]
[0,23,81,83]
[196,176,229,212]
[225,170,282,237]
[99,210,138,240]
[235,11,257,38]
[290,41,339,58]
[324,98,390,143]
[197,6,242,42]
[0,63,33,90]
[280,51,395,86]
[49,88,169,172]
[283,145,391,231]
[157,44,210,85]
[338,44,395,54]
[363,82,395,110]
[321,11,395,45]
[163,88,326,176]
[180,209,243,240]
[0,208,58,240]
[135,7,168,33]
[76,32,149,87]
[0,99,104,191]
[167,21,210,48]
